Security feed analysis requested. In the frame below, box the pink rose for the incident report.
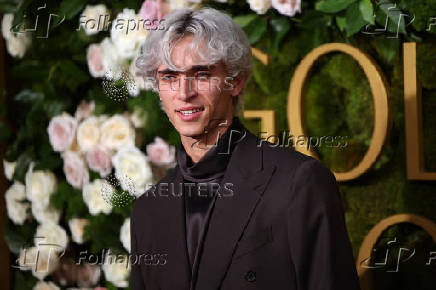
[75,100,95,121]
[139,0,164,30]
[62,151,89,189]
[94,287,107,290]
[146,136,176,167]
[86,145,113,177]
[272,0,301,17]
[47,113,78,152]
[87,43,105,78]
[77,263,101,287]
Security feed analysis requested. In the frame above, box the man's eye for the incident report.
[196,72,210,78]
[161,75,177,81]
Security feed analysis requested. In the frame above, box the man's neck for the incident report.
[181,117,234,163]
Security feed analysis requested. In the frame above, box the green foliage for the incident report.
[50,181,89,220]
[417,43,436,89]
[12,270,38,290]
[315,0,357,13]
[3,0,436,289]
[83,214,125,254]
[345,2,367,37]
[3,221,36,255]
[58,0,87,20]
[399,0,436,32]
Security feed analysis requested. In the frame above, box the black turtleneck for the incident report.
[176,116,246,274]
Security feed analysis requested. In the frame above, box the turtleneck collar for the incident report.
[176,116,246,183]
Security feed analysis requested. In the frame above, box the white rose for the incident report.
[112,146,153,197]
[18,246,60,280]
[247,0,271,14]
[3,159,16,180]
[34,222,68,253]
[25,163,57,209]
[1,14,31,58]
[120,218,131,253]
[130,107,147,129]
[77,117,100,152]
[1,13,14,39]
[82,179,113,215]
[111,9,148,59]
[32,203,61,225]
[68,218,89,244]
[5,182,30,225]
[272,0,301,16]
[100,115,135,150]
[102,250,130,288]
[169,0,199,10]
[34,281,60,290]
[6,34,31,58]
[79,4,110,35]
[100,37,128,81]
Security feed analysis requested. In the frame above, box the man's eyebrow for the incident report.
[157,65,215,74]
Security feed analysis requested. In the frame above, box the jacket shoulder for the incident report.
[131,165,178,218]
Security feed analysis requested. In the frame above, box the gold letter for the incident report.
[287,43,390,181]
[403,42,436,180]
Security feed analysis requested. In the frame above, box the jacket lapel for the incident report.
[194,131,277,290]
[157,168,191,290]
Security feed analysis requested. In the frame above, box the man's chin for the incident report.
[176,124,207,139]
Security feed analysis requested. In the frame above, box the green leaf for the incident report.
[11,60,49,81]
[336,15,347,31]
[59,0,87,20]
[243,17,267,44]
[3,221,36,255]
[0,0,22,13]
[298,10,332,30]
[345,2,367,37]
[50,181,88,220]
[58,59,90,84]
[12,271,38,290]
[12,150,33,182]
[315,0,357,13]
[270,17,291,56]
[44,99,68,119]
[375,0,406,35]
[373,38,399,64]
[233,14,257,28]
[359,0,374,25]
[14,90,44,103]
[0,122,11,141]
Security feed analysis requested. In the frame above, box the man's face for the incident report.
[156,34,242,139]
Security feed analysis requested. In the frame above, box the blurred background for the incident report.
[1,0,436,289]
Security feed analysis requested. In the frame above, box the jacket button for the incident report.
[245,270,256,282]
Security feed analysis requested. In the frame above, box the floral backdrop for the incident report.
[1,0,436,289]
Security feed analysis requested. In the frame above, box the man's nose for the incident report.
[177,76,197,100]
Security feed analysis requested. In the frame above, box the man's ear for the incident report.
[230,75,245,97]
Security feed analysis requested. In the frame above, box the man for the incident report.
[130,7,360,290]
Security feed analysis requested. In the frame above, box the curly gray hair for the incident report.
[135,7,253,117]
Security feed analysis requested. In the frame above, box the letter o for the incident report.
[287,43,390,181]
[357,214,436,290]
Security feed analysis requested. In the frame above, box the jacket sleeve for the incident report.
[286,158,360,290]
[130,209,146,290]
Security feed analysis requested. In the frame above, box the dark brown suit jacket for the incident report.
[130,127,360,290]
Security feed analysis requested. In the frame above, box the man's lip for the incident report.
[175,106,204,112]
